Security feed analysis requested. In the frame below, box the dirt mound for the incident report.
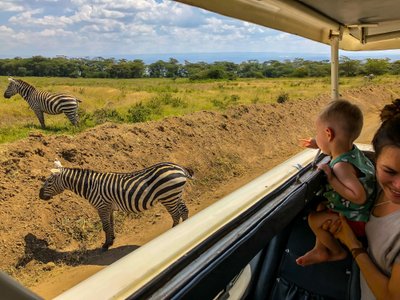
[0,84,397,298]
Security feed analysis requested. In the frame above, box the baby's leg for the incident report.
[296,210,347,266]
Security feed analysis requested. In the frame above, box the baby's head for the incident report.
[316,100,363,153]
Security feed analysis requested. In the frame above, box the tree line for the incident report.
[1,55,399,79]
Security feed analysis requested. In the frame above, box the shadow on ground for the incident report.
[16,233,139,268]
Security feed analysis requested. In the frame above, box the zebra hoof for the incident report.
[102,242,112,251]
[102,239,114,251]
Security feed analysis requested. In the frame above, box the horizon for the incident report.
[1,51,399,65]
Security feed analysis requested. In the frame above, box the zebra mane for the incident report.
[67,167,100,174]
[11,78,36,90]
[65,167,128,177]
[63,162,189,177]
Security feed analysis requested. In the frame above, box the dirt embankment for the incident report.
[0,84,397,299]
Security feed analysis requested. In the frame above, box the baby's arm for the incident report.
[299,137,318,149]
[318,162,367,205]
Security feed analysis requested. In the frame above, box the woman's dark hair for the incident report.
[372,99,400,157]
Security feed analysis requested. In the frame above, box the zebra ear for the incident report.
[50,168,61,175]
[54,159,63,169]
[8,77,15,82]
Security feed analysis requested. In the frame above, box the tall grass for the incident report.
[0,75,398,144]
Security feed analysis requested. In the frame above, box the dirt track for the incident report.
[0,83,398,299]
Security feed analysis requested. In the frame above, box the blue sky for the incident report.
[1,0,400,60]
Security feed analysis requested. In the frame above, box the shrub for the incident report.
[211,94,240,110]
[77,107,93,127]
[126,102,152,123]
[92,108,123,125]
[147,97,163,115]
[277,92,289,103]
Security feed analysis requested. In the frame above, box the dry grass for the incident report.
[0,75,397,144]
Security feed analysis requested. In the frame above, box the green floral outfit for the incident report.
[324,145,376,222]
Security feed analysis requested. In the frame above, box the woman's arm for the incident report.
[355,250,400,299]
[325,216,400,300]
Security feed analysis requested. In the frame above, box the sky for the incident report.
[1,0,400,60]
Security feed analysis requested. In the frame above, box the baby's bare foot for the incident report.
[296,248,348,266]
[296,248,329,266]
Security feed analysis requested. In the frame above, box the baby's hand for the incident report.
[298,138,318,149]
[318,163,333,180]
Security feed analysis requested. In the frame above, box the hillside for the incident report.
[0,83,398,299]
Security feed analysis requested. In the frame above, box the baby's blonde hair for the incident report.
[318,99,363,142]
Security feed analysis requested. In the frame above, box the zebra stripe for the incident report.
[3,77,81,128]
[39,162,193,250]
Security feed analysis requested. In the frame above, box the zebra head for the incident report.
[39,160,65,200]
[4,78,19,99]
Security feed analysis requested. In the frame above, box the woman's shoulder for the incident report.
[369,207,400,224]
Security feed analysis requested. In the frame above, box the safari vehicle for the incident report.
[2,1,400,299]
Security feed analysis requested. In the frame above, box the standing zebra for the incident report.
[39,160,193,250]
[3,77,81,128]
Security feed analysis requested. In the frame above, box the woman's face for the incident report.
[376,145,400,204]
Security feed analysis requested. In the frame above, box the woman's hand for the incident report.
[322,215,362,250]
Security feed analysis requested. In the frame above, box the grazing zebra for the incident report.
[39,160,193,250]
[3,77,81,128]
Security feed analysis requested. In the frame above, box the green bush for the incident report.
[147,97,163,115]
[92,108,123,125]
[211,94,240,110]
[159,93,187,108]
[77,107,94,127]
[126,102,152,123]
[277,92,289,103]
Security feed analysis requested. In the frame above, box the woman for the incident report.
[324,99,400,299]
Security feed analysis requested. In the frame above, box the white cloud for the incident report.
[0,0,398,59]
[39,28,72,37]
[0,1,25,12]
[0,25,14,34]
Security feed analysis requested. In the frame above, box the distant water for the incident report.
[112,52,400,64]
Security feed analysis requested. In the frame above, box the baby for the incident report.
[296,99,376,266]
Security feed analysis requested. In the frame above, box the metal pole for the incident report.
[330,35,339,100]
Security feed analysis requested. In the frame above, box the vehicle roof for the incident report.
[174,0,400,51]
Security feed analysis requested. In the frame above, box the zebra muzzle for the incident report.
[39,188,52,200]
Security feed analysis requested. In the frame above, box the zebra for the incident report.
[3,77,81,128]
[39,160,194,250]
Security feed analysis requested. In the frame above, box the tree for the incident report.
[339,56,361,76]
[165,58,181,78]
[390,60,400,75]
[184,61,208,79]
[262,60,294,77]
[238,60,263,78]
[148,60,167,78]
[363,58,390,75]
[129,60,145,78]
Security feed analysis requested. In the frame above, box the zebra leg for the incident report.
[65,111,78,126]
[97,208,114,251]
[34,109,46,129]
[178,201,189,222]
[110,210,116,241]
[161,201,182,227]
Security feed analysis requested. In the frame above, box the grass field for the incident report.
[0,75,396,144]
